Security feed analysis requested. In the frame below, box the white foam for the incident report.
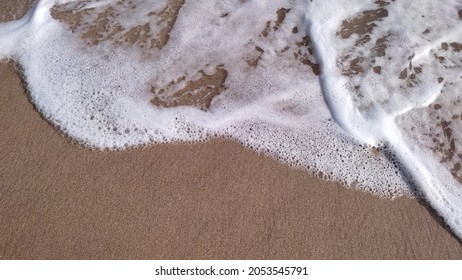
[1,0,461,238]
[307,0,462,237]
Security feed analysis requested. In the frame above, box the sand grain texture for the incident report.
[1,0,462,259]
[1,62,462,259]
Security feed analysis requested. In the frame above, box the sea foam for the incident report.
[0,0,461,238]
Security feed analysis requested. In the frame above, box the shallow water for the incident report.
[0,0,461,238]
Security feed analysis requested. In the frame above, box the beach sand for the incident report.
[1,61,462,259]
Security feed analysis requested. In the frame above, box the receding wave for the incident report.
[0,0,461,239]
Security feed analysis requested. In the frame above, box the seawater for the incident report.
[0,0,461,239]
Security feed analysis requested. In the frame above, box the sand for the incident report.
[1,61,462,259]
[1,0,462,259]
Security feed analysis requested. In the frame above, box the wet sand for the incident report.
[1,62,462,259]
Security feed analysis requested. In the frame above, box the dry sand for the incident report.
[1,62,462,259]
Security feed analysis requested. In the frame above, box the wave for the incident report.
[1,0,461,239]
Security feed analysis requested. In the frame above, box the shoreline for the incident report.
[1,62,462,259]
